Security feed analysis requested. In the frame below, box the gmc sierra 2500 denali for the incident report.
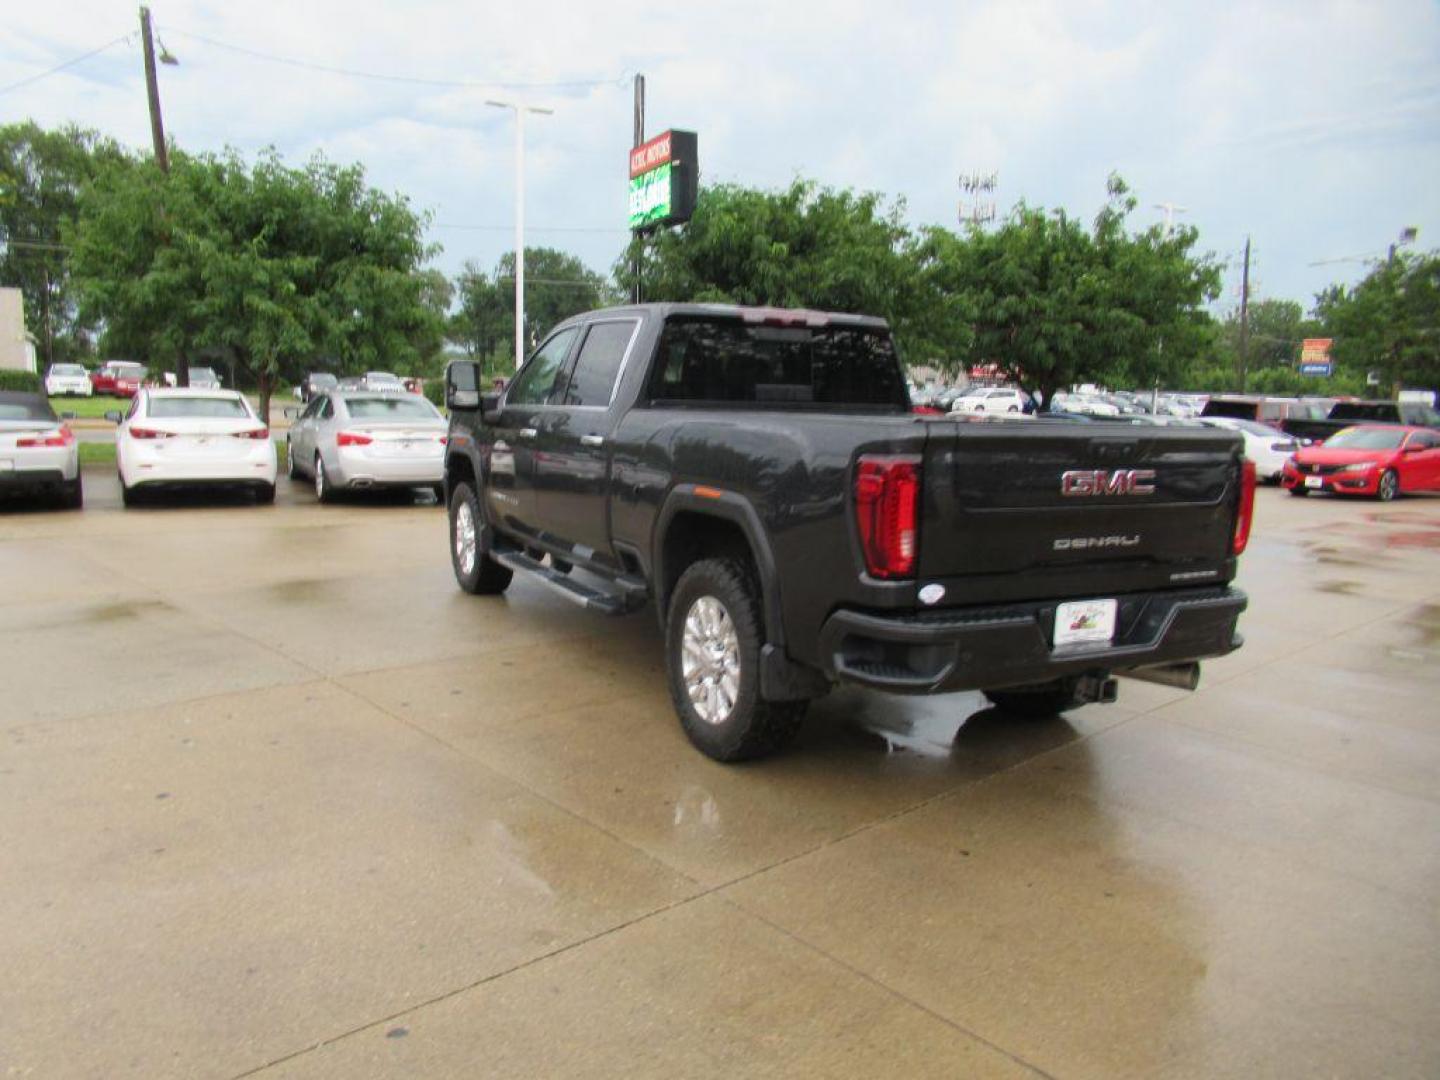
[442,303,1253,761]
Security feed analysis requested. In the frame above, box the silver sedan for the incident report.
[286,391,447,502]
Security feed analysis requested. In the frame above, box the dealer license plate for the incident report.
[1305,475,1323,489]
[1054,599,1118,648]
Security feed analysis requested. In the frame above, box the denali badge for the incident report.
[1061,468,1156,496]
[1054,535,1140,551]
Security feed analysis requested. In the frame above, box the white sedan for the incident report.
[1199,417,1299,482]
[45,363,93,397]
[286,391,447,502]
[111,389,277,506]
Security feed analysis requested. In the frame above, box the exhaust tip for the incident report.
[1119,662,1201,691]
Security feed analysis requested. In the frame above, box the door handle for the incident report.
[579,434,605,448]
[518,428,538,439]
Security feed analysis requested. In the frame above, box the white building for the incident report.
[0,288,39,373]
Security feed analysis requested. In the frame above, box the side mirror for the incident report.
[283,407,298,420]
[1402,443,1423,454]
[446,360,481,410]
[104,410,122,424]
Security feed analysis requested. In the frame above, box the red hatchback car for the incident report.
[1282,424,1440,501]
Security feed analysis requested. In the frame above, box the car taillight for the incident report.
[854,454,921,579]
[234,427,269,440]
[129,426,171,440]
[336,431,372,446]
[17,427,75,448]
[1234,458,1257,556]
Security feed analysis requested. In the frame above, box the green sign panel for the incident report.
[628,163,673,230]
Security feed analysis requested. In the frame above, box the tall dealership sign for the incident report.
[628,129,698,231]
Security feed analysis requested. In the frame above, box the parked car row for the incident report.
[44,361,225,398]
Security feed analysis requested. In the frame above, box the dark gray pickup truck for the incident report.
[442,303,1253,760]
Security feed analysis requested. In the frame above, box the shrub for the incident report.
[0,370,43,392]
[423,378,445,408]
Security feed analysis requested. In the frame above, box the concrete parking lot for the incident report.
[2,470,1437,1078]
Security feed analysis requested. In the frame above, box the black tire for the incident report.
[287,439,301,479]
[58,476,83,510]
[314,454,333,503]
[1377,468,1399,502]
[449,481,512,595]
[664,558,806,762]
[256,483,276,505]
[1288,486,1309,497]
[984,678,1084,718]
[432,483,446,503]
[119,473,138,508]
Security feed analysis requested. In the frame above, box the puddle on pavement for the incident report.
[266,578,341,605]
[83,599,173,623]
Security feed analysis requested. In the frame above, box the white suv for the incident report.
[950,387,1029,415]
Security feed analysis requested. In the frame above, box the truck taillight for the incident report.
[1233,459,1257,555]
[17,427,74,448]
[854,455,920,579]
[336,431,372,446]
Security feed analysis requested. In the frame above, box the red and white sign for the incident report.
[1300,338,1333,364]
[629,131,674,178]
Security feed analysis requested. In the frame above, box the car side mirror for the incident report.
[1403,443,1423,454]
[104,410,122,424]
[283,407,298,419]
[446,361,481,410]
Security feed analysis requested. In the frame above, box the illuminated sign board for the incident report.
[628,129,697,231]
[1299,338,1333,376]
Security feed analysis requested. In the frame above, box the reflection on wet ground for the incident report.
[1,481,1438,1077]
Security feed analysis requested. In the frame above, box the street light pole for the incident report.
[486,99,554,370]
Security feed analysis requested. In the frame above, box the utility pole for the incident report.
[631,73,645,304]
[139,7,168,173]
[1237,235,1251,392]
[1153,201,1187,238]
[41,266,53,368]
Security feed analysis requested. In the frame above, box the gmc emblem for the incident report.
[1061,468,1157,496]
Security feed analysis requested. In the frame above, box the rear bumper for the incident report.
[818,586,1247,693]
[333,447,444,488]
[0,467,71,492]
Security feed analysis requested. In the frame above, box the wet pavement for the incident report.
[2,473,1438,1078]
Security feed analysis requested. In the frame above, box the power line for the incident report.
[435,222,628,234]
[164,27,627,91]
[0,33,132,96]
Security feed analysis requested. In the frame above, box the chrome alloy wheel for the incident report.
[454,499,477,577]
[314,455,327,501]
[681,596,741,725]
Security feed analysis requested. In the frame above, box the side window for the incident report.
[301,398,321,421]
[562,321,638,407]
[507,328,579,406]
[319,398,334,421]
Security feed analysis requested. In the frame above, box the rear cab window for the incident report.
[646,316,909,411]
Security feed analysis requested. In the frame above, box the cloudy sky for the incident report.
[4,0,1437,312]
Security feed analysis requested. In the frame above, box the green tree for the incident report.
[68,147,443,418]
[614,180,946,363]
[449,259,509,364]
[915,176,1221,402]
[0,122,131,366]
[452,247,608,369]
[1315,251,1440,396]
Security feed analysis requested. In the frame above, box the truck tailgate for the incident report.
[918,420,1242,604]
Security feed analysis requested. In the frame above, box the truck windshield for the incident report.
[649,317,909,410]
